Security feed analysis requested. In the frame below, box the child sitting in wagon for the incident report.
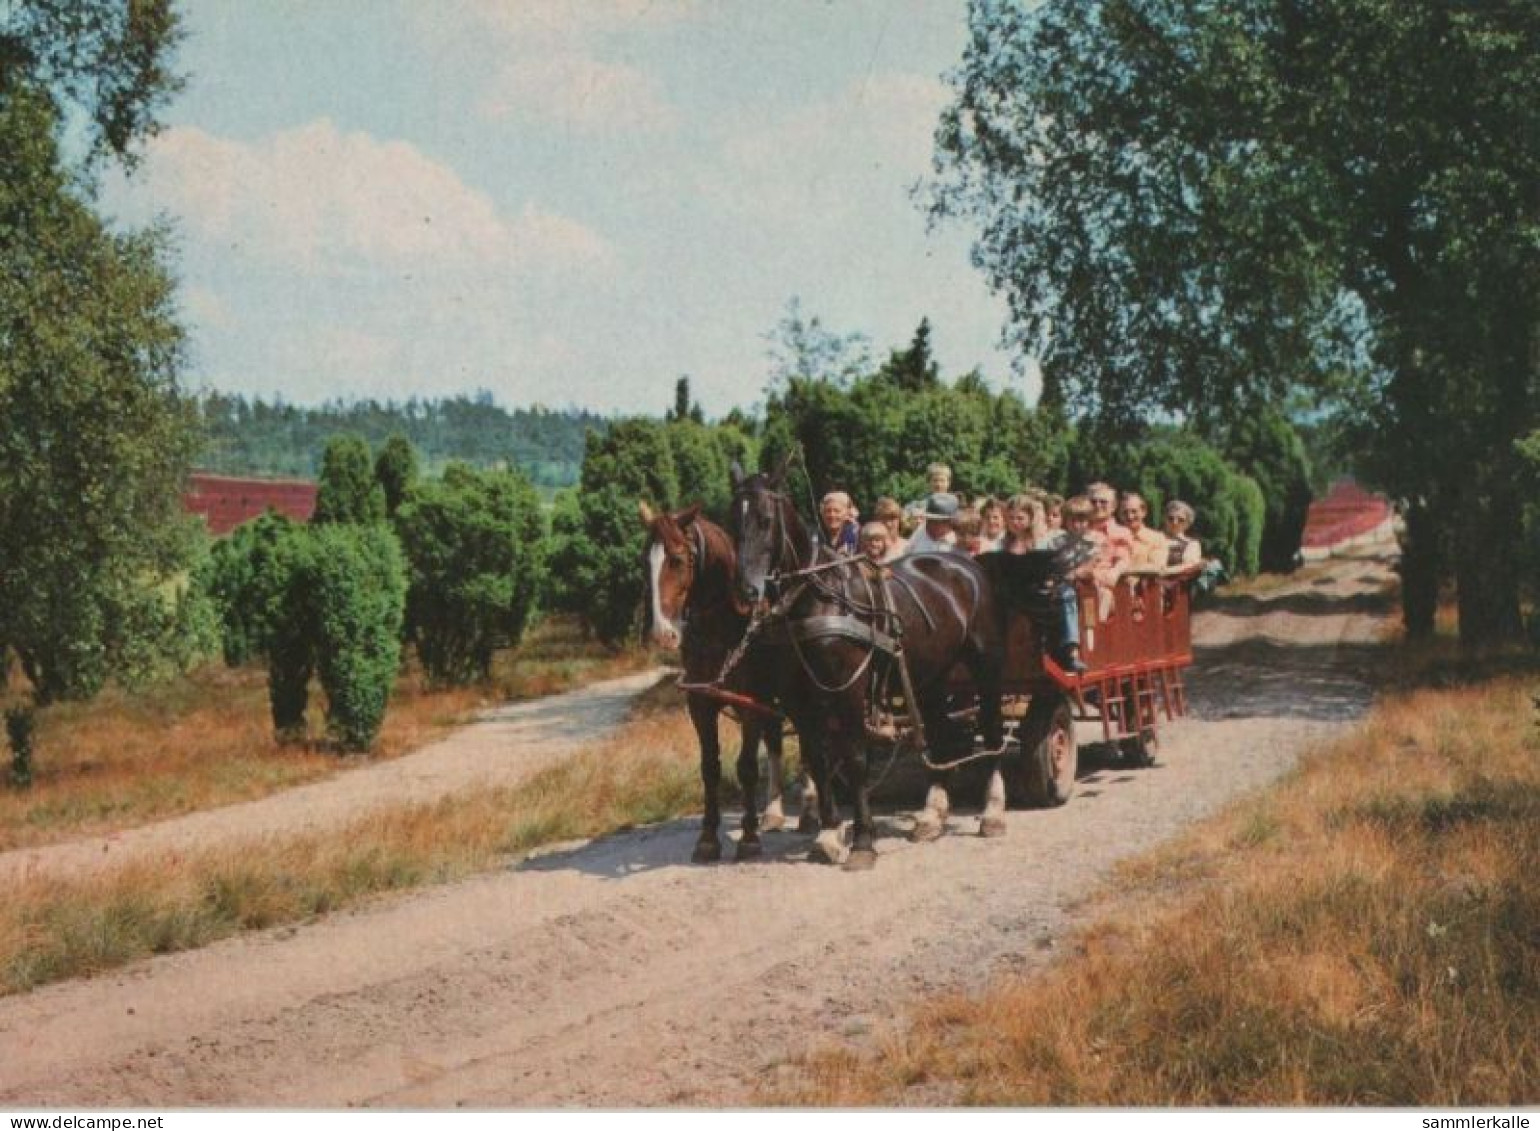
[1019,495,1101,674]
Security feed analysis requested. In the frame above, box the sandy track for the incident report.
[0,669,666,886]
[0,553,1393,1107]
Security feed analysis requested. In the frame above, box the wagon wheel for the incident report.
[1019,693,1077,808]
[1119,726,1159,768]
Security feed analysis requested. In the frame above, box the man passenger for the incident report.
[1120,491,1167,571]
[905,492,959,554]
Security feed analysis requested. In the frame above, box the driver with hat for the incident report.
[904,492,960,555]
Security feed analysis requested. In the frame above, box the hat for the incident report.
[922,492,960,520]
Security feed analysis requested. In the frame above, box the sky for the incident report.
[104,0,1028,418]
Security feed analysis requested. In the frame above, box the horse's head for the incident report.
[728,456,804,607]
[639,499,701,650]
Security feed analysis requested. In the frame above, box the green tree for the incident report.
[0,85,201,702]
[313,434,386,526]
[764,296,873,390]
[879,318,941,392]
[933,0,1540,643]
[540,488,592,618]
[666,376,705,425]
[395,464,544,686]
[563,420,679,645]
[0,0,184,173]
[373,433,419,521]
[667,418,731,519]
[762,350,1064,509]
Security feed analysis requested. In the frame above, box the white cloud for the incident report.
[429,0,690,132]
[128,120,611,275]
[101,118,626,407]
[480,52,675,132]
[710,72,948,223]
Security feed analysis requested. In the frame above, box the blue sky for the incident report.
[105,0,1027,417]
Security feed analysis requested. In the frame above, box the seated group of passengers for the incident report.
[814,463,1208,676]
[822,469,1204,567]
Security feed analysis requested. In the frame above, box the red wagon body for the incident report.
[957,569,1198,806]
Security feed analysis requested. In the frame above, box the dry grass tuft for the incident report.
[772,676,1540,1106]
[0,707,704,995]
[0,617,654,851]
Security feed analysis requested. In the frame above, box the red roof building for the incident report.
[1299,479,1395,561]
[184,472,317,535]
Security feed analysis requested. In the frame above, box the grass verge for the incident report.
[0,616,654,851]
[770,674,1540,1105]
[0,707,703,995]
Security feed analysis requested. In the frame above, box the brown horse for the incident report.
[640,501,802,862]
[729,467,1006,870]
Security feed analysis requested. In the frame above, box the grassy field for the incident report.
[770,669,1540,1105]
[0,703,706,995]
[0,616,654,851]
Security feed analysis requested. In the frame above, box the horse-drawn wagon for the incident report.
[641,464,1199,869]
[973,557,1196,809]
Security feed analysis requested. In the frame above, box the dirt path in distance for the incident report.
[0,668,666,886]
[0,552,1394,1108]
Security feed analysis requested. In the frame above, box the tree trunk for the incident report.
[1398,500,1438,640]
[1454,495,1526,648]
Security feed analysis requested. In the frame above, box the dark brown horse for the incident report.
[639,501,801,862]
[728,468,1006,870]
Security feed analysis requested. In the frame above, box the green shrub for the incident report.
[308,524,406,751]
[265,527,317,742]
[1220,410,1313,572]
[204,510,300,666]
[395,463,544,686]
[373,433,419,521]
[313,434,386,526]
[111,549,222,688]
[260,524,405,750]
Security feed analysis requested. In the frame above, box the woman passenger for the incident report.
[873,496,909,560]
[1163,500,1203,569]
[1001,493,1044,555]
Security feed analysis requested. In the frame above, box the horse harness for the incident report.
[697,483,999,772]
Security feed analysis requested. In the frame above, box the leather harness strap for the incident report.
[781,613,902,656]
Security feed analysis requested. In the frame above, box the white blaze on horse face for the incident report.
[648,541,681,649]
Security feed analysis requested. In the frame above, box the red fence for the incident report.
[183,473,316,535]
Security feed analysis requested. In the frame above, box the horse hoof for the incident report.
[843,848,878,872]
[911,815,944,843]
[735,838,763,862]
[692,840,722,864]
[809,832,847,866]
[797,813,821,835]
[759,812,786,833]
[979,816,1008,839]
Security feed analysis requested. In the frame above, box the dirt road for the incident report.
[0,553,1393,1107]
